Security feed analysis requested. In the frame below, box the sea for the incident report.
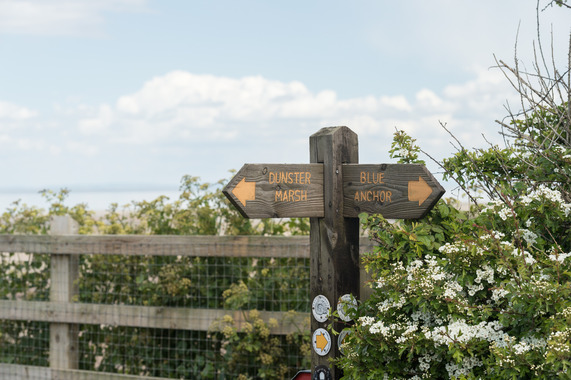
[0,189,182,214]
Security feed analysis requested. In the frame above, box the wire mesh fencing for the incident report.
[0,235,312,380]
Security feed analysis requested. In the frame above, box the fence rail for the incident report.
[0,363,169,380]
[0,234,313,258]
[0,300,306,335]
[0,223,375,380]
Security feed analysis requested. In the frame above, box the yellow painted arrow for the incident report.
[408,176,433,206]
[232,177,256,207]
[315,331,329,351]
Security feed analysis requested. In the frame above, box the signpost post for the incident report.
[223,126,445,380]
[308,127,359,380]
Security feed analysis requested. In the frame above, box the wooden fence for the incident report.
[0,216,375,380]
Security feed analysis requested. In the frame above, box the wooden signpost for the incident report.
[223,126,445,380]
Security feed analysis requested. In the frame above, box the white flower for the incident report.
[522,185,566,207]
[475,265,495,284]
[513,341,531,355]
[369,321,394,337]
[445,356,483,378]
[491,288,510,303]
[395,322,418,343]
[467,283,484,296]
[359,316,375,326]
[512,248,536,265]
[520,229,538,245]
[524,254,536,265]
[439,242,461,254]
[548,251,571,263]
[418,353,436,372]
[482,200,503,213]
[561,307,571,319]
[512,336,546,355]
[377,296,406,313]
[481,231,506,241]
[498,207,513,221]
[443,280,463,299]
[431,319,508,347]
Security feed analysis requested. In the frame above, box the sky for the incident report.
[0,0,570,209]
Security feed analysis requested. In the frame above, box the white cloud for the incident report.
[444,66,509,105]
[66,141,98,156]
[73,68,516,161]
[0,100,36,120]
[78,104,113,135]
[0,68,522,195]
[379,95,413,112]
[16,138,44,151]
[0,0,148,36]
[416,89,447,110]
[114,72,340,123]
[49,145,62,156]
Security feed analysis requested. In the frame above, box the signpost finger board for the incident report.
[342,163,444,219]
[223,163,444,220]
[223,163,324,219]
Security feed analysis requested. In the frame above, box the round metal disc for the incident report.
[312,365,332,380]
[312,295,331,323]
[312,328,332,356]
[337,328,352,355]
[337,293,357,322]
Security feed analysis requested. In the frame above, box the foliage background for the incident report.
[0,176,311,379]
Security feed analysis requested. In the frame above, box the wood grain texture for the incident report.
[0,300,308,335]
[0,235,310,257]
[310,126,360,379]
[342,163,445,218]
[223,163,324,218]
[49,216,79,371]
[0,363,171,380]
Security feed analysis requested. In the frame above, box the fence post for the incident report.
[309,127,360,379]
[49,215,79,370]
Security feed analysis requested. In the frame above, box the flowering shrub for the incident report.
[338,183,570,379]
[337,107,571,378]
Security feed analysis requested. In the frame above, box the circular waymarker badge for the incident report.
[337,294,357,322]
[312,365,332,380]
[312,328,332,356]
[337,328,352,355]
[312,295,331,323]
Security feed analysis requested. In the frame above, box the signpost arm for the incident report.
[309,126,360,379]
